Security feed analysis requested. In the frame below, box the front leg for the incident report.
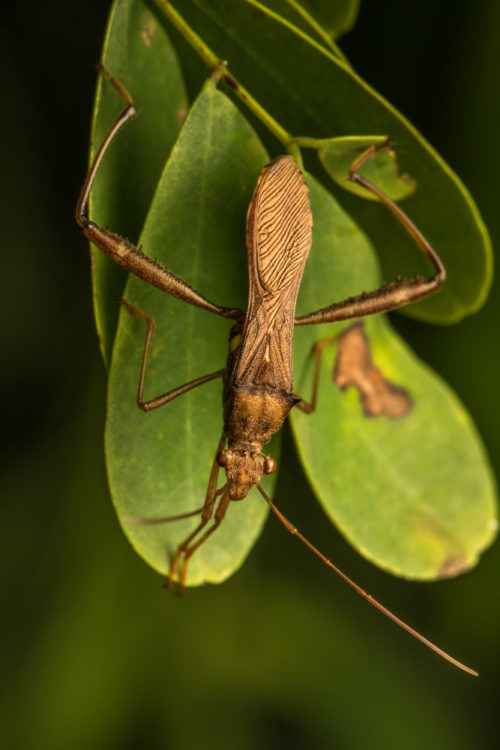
[295,141,446,327]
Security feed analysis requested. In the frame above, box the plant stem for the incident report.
[153,0,303,167]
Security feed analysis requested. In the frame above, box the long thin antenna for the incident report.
[122,484,228,526]
[122,506,207,525]
[257,485,477,676]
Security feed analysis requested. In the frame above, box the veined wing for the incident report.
[233,156,313,390]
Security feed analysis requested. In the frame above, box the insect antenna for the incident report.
[122,506,207,525]
[257,484,478,676]
[122,484,228,526]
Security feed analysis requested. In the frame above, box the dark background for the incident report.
[2,1,499,748]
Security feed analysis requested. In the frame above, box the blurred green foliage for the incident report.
[2,1,500,749]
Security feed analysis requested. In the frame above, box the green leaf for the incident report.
[258,0,360,41]
[291,176,497,579]
[294,0,360,37]
[316,135,416,200]
[164,0,492,323]
[89,0,188,364]
[106,83,276,585]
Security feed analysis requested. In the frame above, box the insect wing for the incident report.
[235,156,313,389]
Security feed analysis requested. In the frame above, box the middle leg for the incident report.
[120,298,224,412]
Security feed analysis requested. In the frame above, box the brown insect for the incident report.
[76,67,476,675]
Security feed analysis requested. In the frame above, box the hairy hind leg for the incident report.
[295,141,446,327]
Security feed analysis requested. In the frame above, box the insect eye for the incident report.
[263,456,277,474]
[217,449,233,468]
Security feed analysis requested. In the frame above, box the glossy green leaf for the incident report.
[316,135,416,200]
[250,0,358,57]
[106,82,277,585]
[89,0,188,364]
[291,176,497,579]
[259,0,360,41]
[163,0,492,323]
[294,0,360,37]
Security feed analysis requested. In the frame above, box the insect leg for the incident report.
[295,142,446,326]
[176,490,231,594]
[166,434,228,592]
[76,65,242,321]
[293,336,338,414]
[120,298,224,412]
